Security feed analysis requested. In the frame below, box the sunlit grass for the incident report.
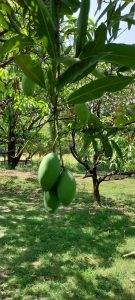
[0,169,135,299]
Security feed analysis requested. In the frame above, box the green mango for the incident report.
[44,188,59,213]
[22,74,35,96]
[38,152,61,191]
[74,103,89,124]
[57,169,76,206]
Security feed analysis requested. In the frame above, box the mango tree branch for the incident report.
[70,129,92,172]
[0,58,14,69]
[0,29,8,36]
[99,170,135,183]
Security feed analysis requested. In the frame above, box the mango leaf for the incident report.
[94,23,107,50]
[121,4,135,29]
[100,136,113,158]
[15,55,45,88]
[106,127,118,137]
[111,140,123,159]
[23,0,56,57]
[103,43,135,69]
[114,109,128,128]
[74,103,89,124]
[14,0,26,8]
[81,133,92,152]
[57,55,100,90]
[61,0,80,15]
[0,11,9,28]
[67,76,133,104]
[117,66,130,74]
[64,45,72,55]
[96,1,117,24]
[0,35,34,58]
[88,113,103,130]
[76,0,90,57]
[80,23,107,59]
[55,56,79,66]
[123,16,135,26]
[60,3,73,15]
[114,104,135,127]
[4,1,22,34]
[111,5,121,40]
[97,0,103,11]
[79,132,92,157]
[91,68,105,78]
[91,137,98,154]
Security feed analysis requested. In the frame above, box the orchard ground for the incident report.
[0,155,135,300]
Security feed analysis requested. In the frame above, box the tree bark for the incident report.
[92,166,101,204]
[7,112,22,169]
[8,139,16,169]
[8,140,23,169]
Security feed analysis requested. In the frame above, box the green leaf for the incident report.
[94,23,107,49]
[74,103,89,124]
[91,137,98,154]
[4,1,22,34]
[111,140,123,159]
[123,16,135,26]
[88,113,103,130]
[100,136,113,158]
[23,0,56,57]
[67,76,133,104]
[57,56,99,90]
[103,43,135,69]
[80,23,107,59]
[114,104,135,127]
[60,3,73,15]
[0,35,34,58]
[96,1,117,24]
[0,11,9,28]
[122,4,135,29]
[61,0,80,15]
[14,0,26,8]
[76,0,90,57]
[55,56,78,66]
[97,0,103,11]
[111,5,121,40]
[22,74,35,97]
[64,45,72,55]
[15,55,45,88]
[114,109,128,128]
[81,133,92,151]
[106,127,118,137]
[91,68,105,78]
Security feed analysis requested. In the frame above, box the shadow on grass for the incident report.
[0,178,135,299]
[61,273,135,300]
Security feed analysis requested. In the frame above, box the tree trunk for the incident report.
[92,166,101,204]
[8,140,23,169]
[7,113,22,169]
[8,139,16,169]
[93,179,100,204]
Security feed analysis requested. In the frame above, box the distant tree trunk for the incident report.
[92,166,100,204]
[8,140,22,169]
[7,112,22,169]
[4,152,6,164]
[8,139,16,169]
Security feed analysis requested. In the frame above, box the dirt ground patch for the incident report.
[0,170,36,179]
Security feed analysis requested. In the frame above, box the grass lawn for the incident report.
[0,167,135,299]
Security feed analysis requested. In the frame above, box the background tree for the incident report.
[69,84,135,204]
[0,0,135,173]
[0,66,50,168]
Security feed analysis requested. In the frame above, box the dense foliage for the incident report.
[0,0,135,199]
